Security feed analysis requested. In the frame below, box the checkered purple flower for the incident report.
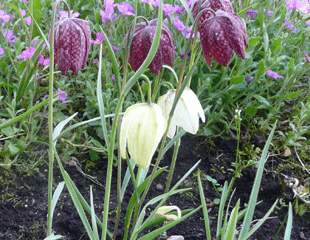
[49,16,91,74]
[199,10,248,66]
[129,18,175,75]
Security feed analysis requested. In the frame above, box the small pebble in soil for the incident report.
[167,236,184,240]
[156,183,164,191]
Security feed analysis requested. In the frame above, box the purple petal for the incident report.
[56,88,68,103]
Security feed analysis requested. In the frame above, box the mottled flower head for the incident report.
[199,10,248,66]
[129,18,175,75]
[50,17,91,74]
[192,0,234,28]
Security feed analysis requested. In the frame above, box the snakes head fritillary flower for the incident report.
[199,10,248,66]
[50,17,91,74]
[129,18,175,75]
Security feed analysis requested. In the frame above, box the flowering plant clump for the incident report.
[129,18,175,75]
[50,16,91,74]
[1,0,310,239]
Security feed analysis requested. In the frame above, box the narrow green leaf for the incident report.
[54,150,97,240]
[238,122,277,239]
[198,173,212,240]
[217,181,228,237]
[51,182,65,218]
[284,202,293,240]
[90,186,100,240]
[241,199,278,240]
[223,200,240,240]
[53,113,78,145]
[96,44,110,150]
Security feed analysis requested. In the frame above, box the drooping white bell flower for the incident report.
[120,103,167,169]
[158,87,205,138]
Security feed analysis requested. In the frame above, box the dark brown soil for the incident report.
[1,136,309,240]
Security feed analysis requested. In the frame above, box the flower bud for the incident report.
[120,103,167,169]
[50,17,91,74]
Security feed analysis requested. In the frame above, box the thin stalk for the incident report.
[164,127,181,193]
[111,122,123,240]
[46,0,70,237]
[46,1,57,237]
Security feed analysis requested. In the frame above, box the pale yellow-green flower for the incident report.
[158,87,205,138]
[120,103,167,169]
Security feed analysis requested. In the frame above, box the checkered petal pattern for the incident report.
[51,17,91,74]
[129,19,175,75]
[200,10,248,66]
[193,0,234,29]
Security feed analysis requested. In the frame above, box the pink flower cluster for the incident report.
[99,0,199,39]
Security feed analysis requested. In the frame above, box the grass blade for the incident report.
[238,122,277,239]
[198,172,212,240]
[284,202,293,240]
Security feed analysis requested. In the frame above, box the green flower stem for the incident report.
[47,0,70,237]
[164,127,181,194]
[153,81,175,100]
[101,1,163,239]
[139,74,152,104]
[46,1,56,237]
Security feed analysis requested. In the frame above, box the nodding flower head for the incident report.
[129,18,175,75]
[50,17,91,74]
[192,0,234,28]
[199,10,248,66]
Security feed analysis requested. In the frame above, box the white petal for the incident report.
[120,103,166,169]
